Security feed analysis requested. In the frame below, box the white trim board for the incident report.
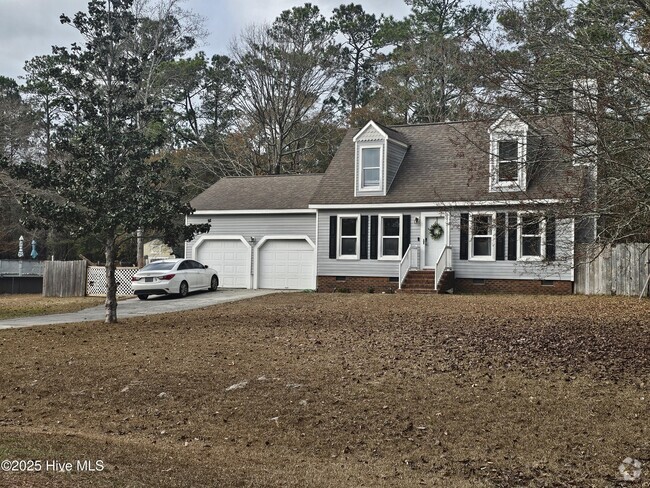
[191,209,316,215]
[310,199,575,210]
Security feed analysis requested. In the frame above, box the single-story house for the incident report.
[186,111,584,294]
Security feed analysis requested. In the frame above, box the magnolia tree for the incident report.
[1,0,208,322]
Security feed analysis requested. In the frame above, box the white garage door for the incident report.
[258,239,315,290]
[195,239,250,288]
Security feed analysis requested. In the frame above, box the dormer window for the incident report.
[498,140,519,182]
[353,120,408,197]
[489,111,528,192]
[361,147,381,188]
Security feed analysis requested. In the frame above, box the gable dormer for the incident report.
[489,111,528,192]
[353,121,409,197]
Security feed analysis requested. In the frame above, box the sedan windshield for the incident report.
[141,261,176,271]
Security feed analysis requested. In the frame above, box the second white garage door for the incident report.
[195,239,250,289]
[258,239,315,290]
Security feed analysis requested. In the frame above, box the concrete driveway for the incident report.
[0,289,279,330]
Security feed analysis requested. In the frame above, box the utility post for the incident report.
[136,229,144,268]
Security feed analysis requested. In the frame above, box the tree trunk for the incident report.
[105,235,118,324]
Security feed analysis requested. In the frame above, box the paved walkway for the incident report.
[0,289,279,330]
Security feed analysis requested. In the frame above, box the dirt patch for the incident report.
[0,295,105,320]
[0,293,648,487]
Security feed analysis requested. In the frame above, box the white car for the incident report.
[131,258,219,300]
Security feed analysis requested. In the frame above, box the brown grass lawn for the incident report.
[0,295,106,320]
[0,293,648,487]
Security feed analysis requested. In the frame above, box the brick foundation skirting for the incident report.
[317,275,398,293]
[454,278,573,295]
[317,275,573,294]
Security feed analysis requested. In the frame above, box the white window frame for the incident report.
[337,214,361,260]
[489,112,528,192]
[517,211,546,261]
[490,134,527,191]
[378,214,402,260]
[469,211,496,261]
[497,139,520,182]
[357,144,384,193]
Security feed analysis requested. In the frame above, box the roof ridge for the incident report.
[220,173,323,180]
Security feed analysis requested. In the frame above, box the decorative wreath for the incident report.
[429,222,444,240]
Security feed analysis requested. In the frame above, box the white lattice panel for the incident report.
[87,266,138,296]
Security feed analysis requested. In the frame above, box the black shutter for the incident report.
[370,216,378,260]
[546,215,556,261]
[360,215,369,259]
[329,215,337,259]
[496,213,506,261]
[459,213,469,260]
[402,214,411,257]
[507,213,518,261]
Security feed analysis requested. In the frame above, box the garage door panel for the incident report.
[196,239,250,289]
[258,240,314,290]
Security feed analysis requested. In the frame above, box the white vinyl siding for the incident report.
[450,211,574,281]
[386,141,408,191]
[318,208,574,282]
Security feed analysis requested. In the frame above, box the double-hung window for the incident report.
[470,213,496,260]
[360,147,381,189]
[488,112,528,192]
[498,140,519,182]
[338,216,360,259]
[380,215,401,259]
[518,213,545,260]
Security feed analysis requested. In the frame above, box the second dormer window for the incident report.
[488,111,528,192]
[361,147,381,189]
[498,140,519,182]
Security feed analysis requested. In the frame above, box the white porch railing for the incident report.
[434,246,453,291]
[399,245,414,289]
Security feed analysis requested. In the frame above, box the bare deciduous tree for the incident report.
[231,4,340,175]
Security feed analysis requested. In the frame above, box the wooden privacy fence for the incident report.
[575,243,650,296]
[42,260,87,297]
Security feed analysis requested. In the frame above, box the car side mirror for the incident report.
[204,265,208,269]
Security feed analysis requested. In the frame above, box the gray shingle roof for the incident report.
[310,118,580,206]
[375,122,410,146]
[191,174,323,211]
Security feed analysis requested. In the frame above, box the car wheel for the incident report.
[179,281,189,298]
[137,294,148,300]
[210,275,219,291]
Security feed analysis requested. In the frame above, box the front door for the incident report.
[423,215,447,268]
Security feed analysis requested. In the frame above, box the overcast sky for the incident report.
[0,0,411,82]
